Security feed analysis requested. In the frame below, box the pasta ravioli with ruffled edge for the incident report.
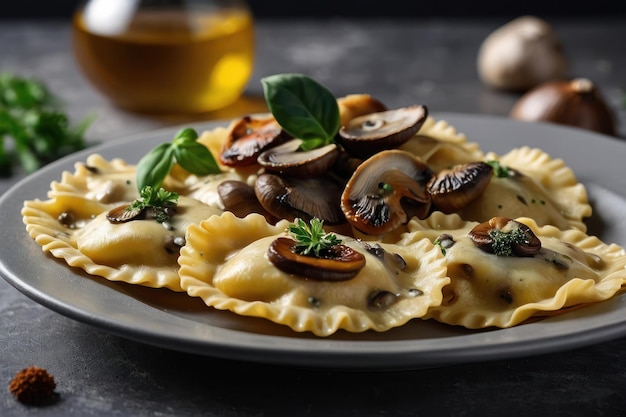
[404,212,626,329]
[22,194,222,291]
[178,212,450,336]
[399,116,486,172]
[454,147,592,232]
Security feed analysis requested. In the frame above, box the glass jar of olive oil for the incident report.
[72,0,255,114]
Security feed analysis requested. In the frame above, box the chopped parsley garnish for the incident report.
[288,218,342,257]
[129,185,179,223]
[486,160,511,178]
[433,237,447,256]
[489,227,529,256]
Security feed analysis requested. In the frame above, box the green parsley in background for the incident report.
[0,73,93,176]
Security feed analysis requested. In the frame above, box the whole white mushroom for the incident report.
[477,16,568,92]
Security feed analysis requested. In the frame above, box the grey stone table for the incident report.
[1,17,626,416]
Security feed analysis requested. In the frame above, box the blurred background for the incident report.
[4,0,626,19]
[1,0,625,174]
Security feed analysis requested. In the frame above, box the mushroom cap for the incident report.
[468,216,542,256]
[255,173,346,224]
[341,149,433,235]
[267,237,365,281]
[257,139,340,178]
[477,15,568,91]
[509,78,617,136]
[337,105,428,159]
[330,150,364,180]
[337,94,388,126]
[220,115,289,167]
[217,180,278,224]
[426,161,493,213]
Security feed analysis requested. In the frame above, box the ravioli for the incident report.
[405,212,626,329]
[49,154,139,204]
[178,212,450,336]
[454,147,591,231]
[22,194,221,291]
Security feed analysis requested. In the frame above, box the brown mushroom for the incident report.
[468,216,541,256]
[255,173,346,224]
[341,150,433,235]
[106,203,177,224]
[337,105,428,159]
[477,15,568,92]
[509,78,617,136]
[330,150,364,180]
[337,94,388,126]
[426,162,493,213]
[257,139,340,178]
[267,237,365,281]
[217,180,279,223]
[220,115,290,167]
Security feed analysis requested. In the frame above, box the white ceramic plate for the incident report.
[2,113,626,370]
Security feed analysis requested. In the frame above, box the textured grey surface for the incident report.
[2,16,626,416]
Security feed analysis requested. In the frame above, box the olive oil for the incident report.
[72,8,254,114]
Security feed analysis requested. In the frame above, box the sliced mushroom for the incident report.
[427,162,493,213]
[337,105,428,159]
[337,94,388,126]
[257,139,340,178]
[468,217,541,256]
[220,115,289,167]
[255,173,346,224]
[341,150,433,235]
[105,203,177,224]
[217,180,278,223]
[267,237,365,281]
[106,204,144,223]
[331,150,364,180]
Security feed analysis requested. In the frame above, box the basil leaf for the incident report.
[173,127,198,145]
[136,143,175,191]
[173,141,220,176]
[299,138,326,151]
[262,73,340,147]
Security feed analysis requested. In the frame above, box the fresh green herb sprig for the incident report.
[136,127,220,192]
[261,73,340,151]
[433,237,447,256]
[129,185,179,223]
[0,73,92,176]
[288,218,342,257]
[486,160,511,178]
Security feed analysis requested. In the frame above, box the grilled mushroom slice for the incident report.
[268,237,365,281]
[468,217,542,256]
[341,150,433,235]
[220,115,289,167]
[255,173,346,224]
[427,162,493,213]
[106,204,145,223]
[337,94,388,126]
[337,105,428,158]
[257,139,340,178]
[106,202,177,224]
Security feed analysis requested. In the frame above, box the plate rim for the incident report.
[3,112,626,370]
